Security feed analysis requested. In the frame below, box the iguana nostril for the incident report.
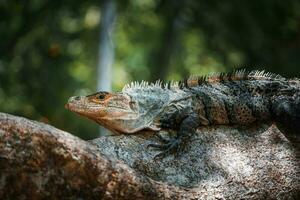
[75,96,80,101]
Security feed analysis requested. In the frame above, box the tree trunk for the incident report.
[0,112,299,199]
[97,0,117,136]
[149,1,187,82]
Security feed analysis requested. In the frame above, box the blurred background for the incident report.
[1,0,300,139]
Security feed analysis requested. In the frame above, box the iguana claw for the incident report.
[147,136,181,159]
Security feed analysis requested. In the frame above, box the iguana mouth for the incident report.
[65,103,88,114]
[65,102,132,112]
[65,97,95,114]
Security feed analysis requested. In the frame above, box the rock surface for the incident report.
[0,112,299,199]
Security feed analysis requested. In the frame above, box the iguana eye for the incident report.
[98,94,106,100]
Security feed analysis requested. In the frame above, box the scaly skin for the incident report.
[66,70,300,157]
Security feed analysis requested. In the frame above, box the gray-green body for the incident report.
[122,71,300,156]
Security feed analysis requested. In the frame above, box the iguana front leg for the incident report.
[148,107,200,158]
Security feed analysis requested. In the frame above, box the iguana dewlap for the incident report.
[66,70,300,157]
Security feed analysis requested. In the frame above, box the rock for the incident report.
[0,112,299,199]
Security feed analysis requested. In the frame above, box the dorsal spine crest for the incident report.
[122,70,285,92]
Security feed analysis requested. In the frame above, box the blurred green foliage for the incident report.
[1,0,300,139]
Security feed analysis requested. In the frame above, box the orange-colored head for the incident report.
[65,92,142,133]
[66,92,135,116]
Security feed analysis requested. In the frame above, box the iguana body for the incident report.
[66,70,300,156]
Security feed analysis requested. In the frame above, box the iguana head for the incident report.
[65,89,166,134]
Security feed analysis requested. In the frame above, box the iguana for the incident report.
[65,70,300,157]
